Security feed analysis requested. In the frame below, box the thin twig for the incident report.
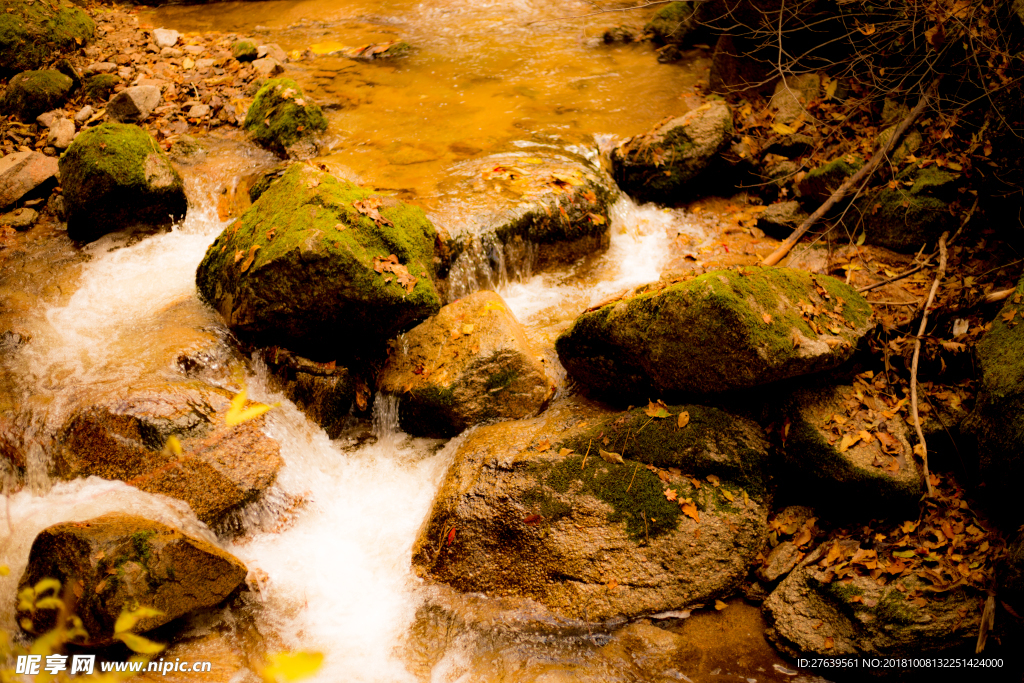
[762,77,940,267]
[910,230,948,499]
[858,261,932,293]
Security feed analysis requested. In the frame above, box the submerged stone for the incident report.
[411,399,770,622]
[379,291,554,437]
[243,78,326,157]
[196,163,441,359]
[59,122,187,242]
[555,267,873,399]
[18,513,246,646]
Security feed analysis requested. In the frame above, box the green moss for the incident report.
[243,78,327,153]
[484,367,518,393]
[876,589,917,625]
[826,580,865,603]
[977,275,1024,400]
[645,2,693,43]
[862,189,954,251]
[232,40,258,62]
[129,530,156,566]
[61,122,161,191]
[798,157,864,202]
[545,454,681,540]
[0,0,95,75]
[2,69,74,119]
[522,486,572,522]
[84,73,119,102]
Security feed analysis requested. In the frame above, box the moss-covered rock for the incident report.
[59,122,187,242]
[0,0,94,75]
[196,163,441,359]
[54,382,282,525]
[1,70,74,120]
[644,2,693,44]
[410,397,770,622]
[964,272,1024,525]
[610,101,733,204]
[765,562,980,657]
[17,513,246,646]
[379,291,554,437]
[232,40,258,62]
[556,267,873,399]
[853,166,959,252]
[243,78,327,157]
[784,385,923,514]
[796,156,863,203]
[83,73,119,102]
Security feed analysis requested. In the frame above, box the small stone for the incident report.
[152,28,180,48]
[187,104,211,118]
[35,110,61,129]
[161,46,184,58]
[756,541,803,583]
[85,62,117,75]
[252,57,285,77]
[107,85,162,123]
[195,58,216,70]
[0,207,38,231]
[0,151,59,209]
[46,118,76,150]
[184,45,205,56]
[75,105,95,123]
[232,40,258,62]
[257,43,288,62]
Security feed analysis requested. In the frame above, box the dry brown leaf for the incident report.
[677,411,690,429]
[599,449,625,465]
[680,500,700,522]
[664,488,678,501]
[354,196,394,227]
[240,244,260,273]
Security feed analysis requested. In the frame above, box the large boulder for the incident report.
[0,151,59,209]
[610,101,733,205]
[430,151,615,298]
[0,0,94,75]
[17,513,246,646]
[411,399,771,622]
[784,383,923,514]
[796,156,863,204]
[59,122,187,242]
[196,163,441,360]
[53,382,283,525]
[1,70,74,120]
[556,267,873,399]
[854,166,959,251]
[964,274,1024,524]
[243,78,327,157]
[379,291,554,437]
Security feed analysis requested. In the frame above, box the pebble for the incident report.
[184,45,206,56]
[36,111,61,129]
[85,62,117,74]
[107,85,162,123]
[75,105,95,123]
[195,58,216,70]
[0,207,39,231]
[187,104,211,118]
[257,44,288,62]
[152,28,180,48]
[46,119,76,150]
[160,47,184,58]
[252,57,284,77]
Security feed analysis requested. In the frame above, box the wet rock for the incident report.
[764,561,980,657]
[610,100,733,204]
[852,166,959,251]
[431,151,615,295]
[17,513,246,646]
[756,541,803,583]
[644,2,693,44]
[964,272,1024,525]
[756,201,807,239]
[796,156,863,204]
[0,0,95,75]
[785,384,922,514]
[243,78,326,157]
[107,84,162,122]
[83,74,119,102]
[196,164,441,360]
[168,135,207,165]
[601,26,636,44]
[770,74,820,125]
[411,399,771,622]
[598,622,694,679]
[556,267,873,399]
[252,57,285,77]
[379,291,554,437]
[0,207,38,231]
[233,40,258,62]
[54,382,282,525]
[263,347,355,439]
[59,122,187,242]
[152,28,180,48]
[0,151,59,209]
[46,117,76,150]
[1,70,74,120]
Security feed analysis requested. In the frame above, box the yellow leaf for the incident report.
[115,606,165,635]
[715,599,727,610]
[706,474,720,487]
[225,387,278,427]
[857,22,876,35]
[677,411,690,429]
[558,448,573,457]
[644,399,671,419]
[839,433,859,452]
[720,488,735,502]
[162,435,183,457]
[599,449,625,465]
[771,122,797,135]
[946,161,963,171]
[0,565,8,576]
[913,443,927,458]
[309,41,347,55]
[680,500,700,522]
[762,313,772,324]
[263,651,324,682]
[117,632,166,654]
[462,324,474,335]
[240,244,261,273]
[858,430,874,444]
[824,78,838,101]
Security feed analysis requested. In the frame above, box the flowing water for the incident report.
[0,1,805,681]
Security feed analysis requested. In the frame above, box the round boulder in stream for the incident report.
[411,399,770,622]
[196,163,441,359]
[610,101,733,205]
[59,122,187,242]
[379,291,554,437]
[243,78,327,158]
[54,382,282,526]
[556,267,873,399]
[17,513,246,646]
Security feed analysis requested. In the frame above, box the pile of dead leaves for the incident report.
[373,253,417,293]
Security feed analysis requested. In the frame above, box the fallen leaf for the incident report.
[720,488,735,502]
[445,527,457,546]
[771,122,797,135]
[824,636,835,649]
[664,488,678,501]
[599,449,625,465]
[240,244,260,273]
[645,399,671,419]
[558,448,573,457]
[839,433,859,452]
[523,514,543,525]
[607,579,619,589]
[714,599,727,610]
[353,196,394,227]
[762,313,772,324]
[536,439,551,452]
[680,500,700,522]
[706,474,720,487]
[677,411,690,429]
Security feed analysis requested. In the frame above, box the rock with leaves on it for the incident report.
[853,166,959,252]
[379,291,554,437]
[964,273,1024,525]
[17,513,246,646]
[54,382,282,525]
[431,151,616,295]
[556,267,874,399]
[797,156,863,204]
[243,78,327,157]
[784,383,923,514]
[610,101,733,204]
[0,0,94,75]
[59,122,187,242]
[196,164,441,360]
[411,398,771,622]
[1,70,74,120]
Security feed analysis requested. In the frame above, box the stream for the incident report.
[1,1,810,681]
